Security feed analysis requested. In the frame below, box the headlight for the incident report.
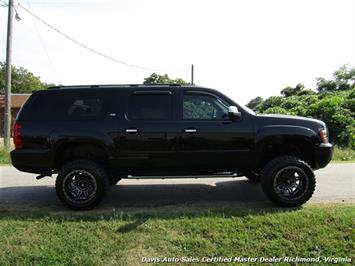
[319,127,329,144]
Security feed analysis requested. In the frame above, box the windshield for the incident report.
[239,103,256,115]
[211,88,256,115]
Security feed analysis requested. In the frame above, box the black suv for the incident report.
[11,84,333,210]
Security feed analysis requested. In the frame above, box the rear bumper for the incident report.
[314,143,333,169]
[11,149,52,174]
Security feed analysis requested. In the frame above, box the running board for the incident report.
[126,173,242,179]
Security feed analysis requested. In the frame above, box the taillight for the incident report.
[13,122,22,149]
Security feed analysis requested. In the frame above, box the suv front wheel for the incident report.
[55,160,109,210]
[261,156,315,207]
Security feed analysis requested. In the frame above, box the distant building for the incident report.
[0,93,30,137]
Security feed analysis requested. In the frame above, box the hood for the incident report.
[256,114,326,131]
[258,114,324,125]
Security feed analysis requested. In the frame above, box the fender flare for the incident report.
[48,130,116,166]
[255,125,319,156]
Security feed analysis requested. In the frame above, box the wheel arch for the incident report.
[255,125,318,170]
[51,140,114,170]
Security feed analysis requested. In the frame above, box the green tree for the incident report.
[342,89,355,113]
[0,62,53,93]
[281,83,305,97]
[246,96,263,110]
[143,73,189,85]
[247,66,355,147]
[307,95,354,147]
[316,65,355,92]
[263,106,290,115]
[258,96,284,112]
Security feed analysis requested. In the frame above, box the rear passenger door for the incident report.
[117,89,179,173]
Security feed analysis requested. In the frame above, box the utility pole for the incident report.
[191,64,194,85]
[4,0,14,150]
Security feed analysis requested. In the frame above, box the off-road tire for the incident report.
[55,159,109,210]
[261,156,315,207]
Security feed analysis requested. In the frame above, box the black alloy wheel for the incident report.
[273,166,308,201]
[63,170,97,202]
[261,156,315,207]
[56,160,109,210]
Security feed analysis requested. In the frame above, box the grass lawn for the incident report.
[0,148,11,164]
[0,203,353,265]
[332,147,355,162]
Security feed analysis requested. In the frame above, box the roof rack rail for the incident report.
[47,83,184,89]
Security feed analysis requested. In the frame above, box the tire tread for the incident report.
[55,159,109,210]
[261,156,316,207]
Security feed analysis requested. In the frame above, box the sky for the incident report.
[1,0,355,104]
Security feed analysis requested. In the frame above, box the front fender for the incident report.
[255,125,319,154]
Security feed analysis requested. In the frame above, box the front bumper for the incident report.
[314,143,333,169]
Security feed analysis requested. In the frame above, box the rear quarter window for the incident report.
[21,91,107,121]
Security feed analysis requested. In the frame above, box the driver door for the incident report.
[177,90,253,172]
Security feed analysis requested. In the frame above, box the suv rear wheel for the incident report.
[261,156,315,207]
[55,160,109,210]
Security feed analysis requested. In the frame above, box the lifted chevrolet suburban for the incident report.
[11,84,333,210]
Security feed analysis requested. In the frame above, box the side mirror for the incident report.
[228,106,241,119]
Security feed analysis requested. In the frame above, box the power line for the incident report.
[1,0,21,20]
[17,2,187,72]
[26,0,61,84]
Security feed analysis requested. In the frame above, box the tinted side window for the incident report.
[128,93,172,120]
[24,92,105,121]
[183,94,228,120]
[67,98,103,118]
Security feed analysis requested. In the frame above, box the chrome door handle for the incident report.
[185,128,197,133]
[126,128,138,133]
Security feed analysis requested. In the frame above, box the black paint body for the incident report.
[11,85,333,177]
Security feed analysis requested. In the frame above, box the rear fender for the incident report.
[48,130,116,167]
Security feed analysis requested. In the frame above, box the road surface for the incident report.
[0,163,354,208]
